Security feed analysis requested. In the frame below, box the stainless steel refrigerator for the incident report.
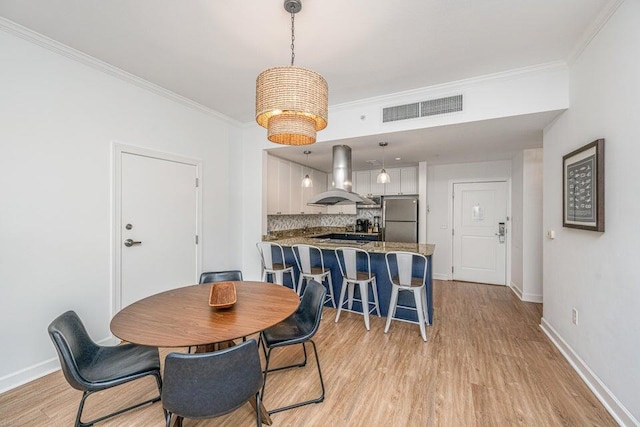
[382,197,419,243]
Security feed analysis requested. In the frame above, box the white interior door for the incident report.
[453,181,507,285]
[119,151,199,308]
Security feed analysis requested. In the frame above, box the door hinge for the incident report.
[452,266,454,273]
[195,178,199,188]
[452,228,454,236]
[195,235,199,244]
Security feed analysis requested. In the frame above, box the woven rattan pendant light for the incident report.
[256,0,328,146]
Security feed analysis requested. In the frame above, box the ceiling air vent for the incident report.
[382,94,463,123]
[383,103,419,123]
[421,94,463,117]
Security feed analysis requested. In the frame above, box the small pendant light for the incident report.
[302,150,313,187]
[377,142,391,184]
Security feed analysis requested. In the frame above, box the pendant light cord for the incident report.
[290,10,296,66]
[382,144,385,170]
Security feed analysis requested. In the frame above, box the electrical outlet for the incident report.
[572,308,578,325]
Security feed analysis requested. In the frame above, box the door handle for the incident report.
[124,239,142,247]
[496,222,506,243]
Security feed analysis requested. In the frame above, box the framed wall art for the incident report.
[563,139,605,232]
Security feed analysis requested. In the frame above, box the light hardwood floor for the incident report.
[0,280,616,426]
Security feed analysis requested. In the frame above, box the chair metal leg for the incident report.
[297,274,304,296]
[165,411,172,427]
[385,286,399,334]
[255,393,261,427]
[335,278,347,323]
[372,278,381,316]
[347,282,355,310]
[326,274,336,308]
[261,343,309,397]
[414,289,427,342]
[361,282,370,331]
[74,371,162,427]
[267,339,325,415]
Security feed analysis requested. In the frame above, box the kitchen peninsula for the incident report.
[264,231,435,324]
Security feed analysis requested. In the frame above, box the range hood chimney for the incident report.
[307,145,375,206]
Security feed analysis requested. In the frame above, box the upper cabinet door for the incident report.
[266,155,279,215]
[400,167,418,194]
[355,171,371,196]
[370,171,384,195]
[277,158,291,214]
[383,168,402,195]
[290,163,303,214]
[310,169,327,214]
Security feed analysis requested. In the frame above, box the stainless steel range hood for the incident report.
[307,145,375,206]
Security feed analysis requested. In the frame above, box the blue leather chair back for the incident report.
[48,311,100,391]
[199,270,243,284]
[162,340,262,419]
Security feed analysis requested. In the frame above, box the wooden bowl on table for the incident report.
[208,282,237,309]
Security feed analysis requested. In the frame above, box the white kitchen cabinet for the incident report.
[266,155,279,214]
[370,172,384,195]
[400,167,418,194]
[383,168,402,195]
[307,169,327,213]
[266,155,292,215]
[354,171,371,196]
[359,166,418,196]
[277,158,291,214]
[290,163,304,214]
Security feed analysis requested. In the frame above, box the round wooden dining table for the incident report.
[110,280,300,425]
[111,280,299,347]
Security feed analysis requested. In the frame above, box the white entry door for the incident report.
[118,150,199,309]
[452,181,507,285]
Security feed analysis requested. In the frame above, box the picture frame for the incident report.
[563,139,605,232]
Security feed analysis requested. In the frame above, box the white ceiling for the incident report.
[0,0,612,168]
[268,110,563,172]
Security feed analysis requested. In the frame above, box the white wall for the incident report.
[511,152,524,290]
[426,160,512,280]
[521,149,543,301]
[0,30,242,391]
[542,0,640,423]
[511,148,543,302]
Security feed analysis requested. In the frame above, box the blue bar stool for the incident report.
[384,251,429,341]
[256,242,295,286]
[334,247,380,330]
[292,244,335,307]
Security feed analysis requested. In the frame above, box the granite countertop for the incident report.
[266,235,435,257]
[264,226,379,241]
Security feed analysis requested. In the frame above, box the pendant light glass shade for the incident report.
[377,169,391,183]
[301,150,313,187]
[377,142,390,184]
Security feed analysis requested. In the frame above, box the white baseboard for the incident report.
[433,273,449,281]
[0,336,117,394]
[509,281,543,303]
[540,318,639,427]
[0,357,60,394]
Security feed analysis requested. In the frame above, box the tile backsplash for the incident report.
[267,209,381,232]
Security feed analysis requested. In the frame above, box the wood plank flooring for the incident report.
[0,280,616,426]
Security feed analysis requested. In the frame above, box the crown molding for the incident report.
[328,61,568,113]
[567,0,625,64]
[0,16,242,127]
